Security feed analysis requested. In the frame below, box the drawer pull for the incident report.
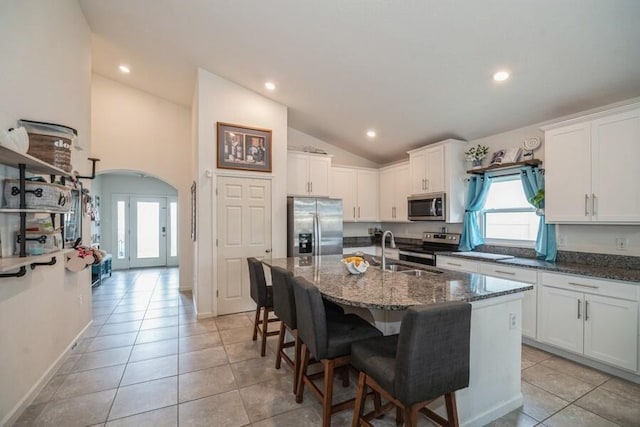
[447,262,462,267]
[577,299,581,319]
[568,282,599,289]
[585,300,589,321]
[494,270,516,275]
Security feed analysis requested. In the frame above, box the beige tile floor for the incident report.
[13,268,640,427]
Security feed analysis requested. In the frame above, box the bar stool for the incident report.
[270,266,346,394]
[292,276,383,427]
[350,302,471,427]
[247,257,280,356]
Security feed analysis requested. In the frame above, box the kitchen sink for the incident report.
[384,263,442,276]
[398,269,441,277]
[384,263,415,272]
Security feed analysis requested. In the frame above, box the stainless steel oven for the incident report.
[397,232,460,266]
[408,192,445,221]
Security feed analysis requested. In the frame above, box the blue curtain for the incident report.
[520,166,557,262]
[459,175,492,251]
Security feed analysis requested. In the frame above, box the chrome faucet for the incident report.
[381,230,396,271]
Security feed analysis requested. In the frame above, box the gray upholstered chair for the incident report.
[292,276,383,427]
[270,266,345,394]
[350,302,472,427]
[247,257,279,356]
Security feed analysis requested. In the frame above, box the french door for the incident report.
[112,195,178,269]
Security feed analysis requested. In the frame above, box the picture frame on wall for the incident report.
[217,122,272,172]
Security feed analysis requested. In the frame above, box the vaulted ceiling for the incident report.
[79,0,640,164]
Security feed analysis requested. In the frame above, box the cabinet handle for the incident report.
[393,206,396,218]
[577,299,581,319]
[358,207,360,218]
[426,179,429,190]
[310,182,313,193]
[585,300,589,321]
[592,194,596,215]
[422,179,426,190]
[494,270,516,275]
[584,194,589,216]
[447,262,462,267]
[568,282,599,289]
[353,207,356,219]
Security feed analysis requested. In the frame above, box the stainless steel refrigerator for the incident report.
[287,197,343,257]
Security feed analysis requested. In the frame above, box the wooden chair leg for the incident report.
[404,405,418,427]
[295,344,309,404]
[373,391,382,418]
[275,322,286,369]
[252,306,260,341]
[351,372,367,427]
[293,330,301,394]
[260,307,269,356]
[322,359,335,427]
[395,406,403,426]
[444,393,460,427]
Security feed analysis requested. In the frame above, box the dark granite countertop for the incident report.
[436,252,640,283]
[264,255,532,310]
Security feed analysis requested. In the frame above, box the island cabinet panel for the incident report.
[330,166,379,222]
[538,271,639,371]
[287,152,331,197]
[379,163,409,222]
[544,105,640,223]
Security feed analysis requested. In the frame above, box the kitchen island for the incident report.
[264,255,533,427]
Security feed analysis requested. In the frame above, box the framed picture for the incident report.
[217,122,272,172]
[489,148,521,166]
[489,149,506,166]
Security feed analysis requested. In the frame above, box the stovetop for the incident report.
[396,232,460,254]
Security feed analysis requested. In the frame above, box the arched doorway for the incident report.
[93,171,179,270]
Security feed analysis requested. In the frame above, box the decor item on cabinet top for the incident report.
[521,137,541,159]
[0,126,29,153]
[18,119,77,172]
[488,147,521,166]
[464,144,489,168]
[217,122,272,172]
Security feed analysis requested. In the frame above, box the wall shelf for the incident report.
[0,249,72,272]
[0,208,71,214]
[0,145,70,177]
[467,159,542,175]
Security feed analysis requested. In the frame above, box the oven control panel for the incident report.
[423,232,460,244]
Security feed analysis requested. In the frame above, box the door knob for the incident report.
[265,249,271,253]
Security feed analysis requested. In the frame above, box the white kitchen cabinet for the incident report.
[379,163,410,222]
[544,105,640,223]
[287,152,331,197]
[407,139,466,223]
[538,271,639,371]
[409,145,444,195]
[330,166,379,222]
[436,255,479,273]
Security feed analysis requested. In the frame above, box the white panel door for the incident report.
[330,167,356,221]
[591,108,640,222]
[217,177,272,315]
[538,286,584,354]
[584,294,638,371]
[130,197,167,268]
[545,123,592,222]
[287,154,309,196]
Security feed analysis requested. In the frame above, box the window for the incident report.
[482,176,539,243]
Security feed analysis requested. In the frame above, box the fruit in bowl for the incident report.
[342,256,369,274]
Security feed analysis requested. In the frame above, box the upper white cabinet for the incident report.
[287,152,331,197]
[408,139,466,223]
[379,163,410,222]
[330,166,379,222]
[544,105,640,223]
[409,145,444,194]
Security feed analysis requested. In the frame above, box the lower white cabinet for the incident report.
[436,256,479,273]
[538,272,639,371]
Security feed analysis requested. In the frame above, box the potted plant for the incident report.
[465,144,490,168]
[530,189,545,215]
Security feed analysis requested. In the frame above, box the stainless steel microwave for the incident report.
[408,192,445,221]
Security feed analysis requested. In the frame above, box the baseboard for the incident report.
[196,311,214,320]
[461,393,523,427]
[2,320,93,427]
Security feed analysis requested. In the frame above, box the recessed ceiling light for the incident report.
[493,70,510,82]
[265,81,276,91]
[366,130,376,138]
[119,64,130,74]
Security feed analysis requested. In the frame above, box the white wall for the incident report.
[90,74,193,288]
[288,128,380,168]
[195,68,288,318]
[93,174,178,267]
[0,1,92,424]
